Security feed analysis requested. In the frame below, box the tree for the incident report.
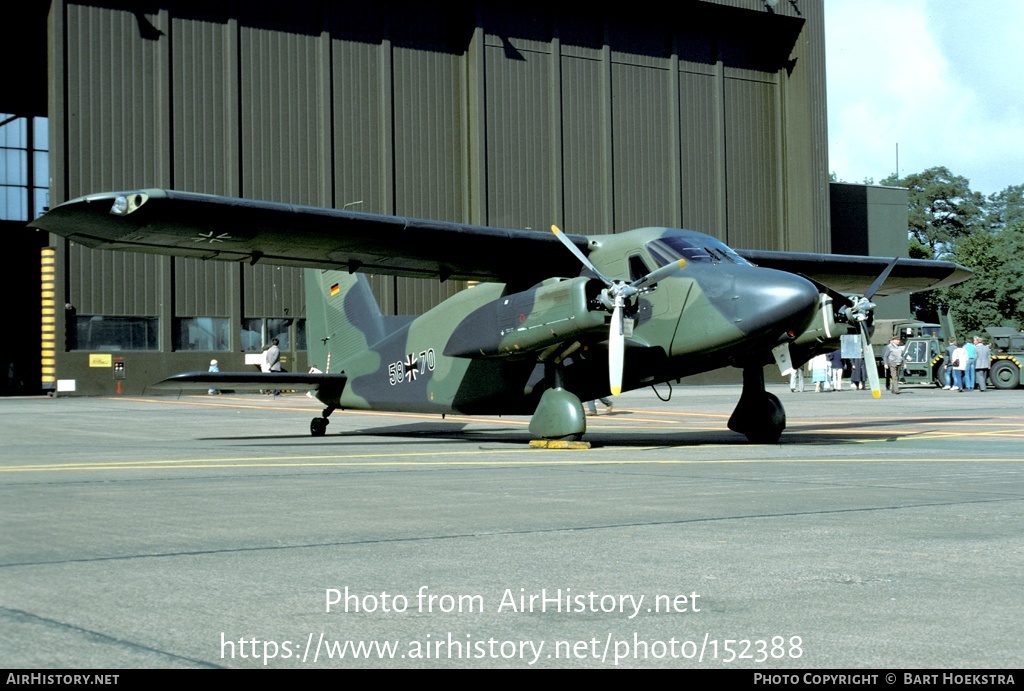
[881,166,985,260]
[942,220,1024,335]
[986,184,1024,232]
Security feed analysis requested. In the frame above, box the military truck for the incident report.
[871,312,955,388]
[985,327,1024,390]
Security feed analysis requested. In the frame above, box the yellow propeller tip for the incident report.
[610,387,622,396]
[872,390,881,399]
[551,225,561,234]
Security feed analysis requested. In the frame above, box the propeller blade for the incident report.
[632,258,686,291]
[609,301,624,396]
[863,256,900,300]
[860,322,882,399]
[551,225,611,285]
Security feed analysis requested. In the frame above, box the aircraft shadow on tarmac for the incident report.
[199,415,976,449]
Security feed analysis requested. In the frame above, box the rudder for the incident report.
[304,270,386,372]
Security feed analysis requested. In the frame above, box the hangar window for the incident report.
[242,317,304,352]
[75,316,159,351]
[0,113,48,221]
[173,317,230,351]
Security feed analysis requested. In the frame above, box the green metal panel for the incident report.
[484,44,554,231]
[611,62,676,232]
[723,77,779,250]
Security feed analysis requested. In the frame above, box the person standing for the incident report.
[973,336,992,392]
[943,338,956,389]
[810,353,830,392]
[963,337,977,391]
[828,349,844,392]
[848,356,866,390]
[265,338,282,372]
[264,338,283,396]
[882,336,905,394]
[207,359,220,395]
[789,364,805,393]
[950,341,967,391]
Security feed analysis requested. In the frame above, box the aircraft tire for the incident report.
[989,360,1019,390]
[738,392,785,444]
[310,417,329,436]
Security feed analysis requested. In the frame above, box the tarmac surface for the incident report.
[1,382,1021,669]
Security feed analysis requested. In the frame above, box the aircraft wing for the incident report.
[736,250,972,297]
[31,189,971,294]
[28,189,588,285]
[153,371,347,393]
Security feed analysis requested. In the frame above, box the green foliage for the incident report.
[942,221,1024,334]
[871,167,1023,332]
[836,166,1023,330]
[986,184,1024,231]
[881,166,985,260]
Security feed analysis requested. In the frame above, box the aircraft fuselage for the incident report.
[324,228,820,415]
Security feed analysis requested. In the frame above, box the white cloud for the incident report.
[826,0,1024,195]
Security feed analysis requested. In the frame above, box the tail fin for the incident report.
[304,270,386,372]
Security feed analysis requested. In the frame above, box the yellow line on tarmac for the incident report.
[4,450,1021,474]
[118,396,535,427]
[914,428,1024,440]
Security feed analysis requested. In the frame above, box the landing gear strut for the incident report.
[727,366,785,443]
[528,362,586,440]
[310,405,335,437]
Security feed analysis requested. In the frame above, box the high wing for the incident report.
[28,189,587,287]
[30,189,971,296]
[736,250,971,296]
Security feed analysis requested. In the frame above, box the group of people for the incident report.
[793,334,994,396]
[793,349,869,393]
[943,336,992,392]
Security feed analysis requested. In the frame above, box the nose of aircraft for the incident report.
[726,267,819,338]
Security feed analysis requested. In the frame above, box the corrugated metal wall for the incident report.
[49,0,829,390]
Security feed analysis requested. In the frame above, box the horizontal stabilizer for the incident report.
[155,371,347,392]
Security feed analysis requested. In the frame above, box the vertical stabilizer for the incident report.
[304,270,386,372]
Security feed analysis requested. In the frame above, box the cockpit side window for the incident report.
[629,255,651,282]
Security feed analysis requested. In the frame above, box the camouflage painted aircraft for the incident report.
[31,190,970,443]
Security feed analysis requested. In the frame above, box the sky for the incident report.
[824,0,1024,196]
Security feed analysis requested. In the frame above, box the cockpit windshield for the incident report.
[645,235,751,268]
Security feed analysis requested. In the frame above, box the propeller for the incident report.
[551,225,685,395]
[839,257,900,399]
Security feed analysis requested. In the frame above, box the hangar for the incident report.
[8,0,892,396]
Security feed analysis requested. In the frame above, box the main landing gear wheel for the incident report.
[310,417,329,436]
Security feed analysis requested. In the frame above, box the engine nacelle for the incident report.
[790,293,858,347]
[444,277,607,358]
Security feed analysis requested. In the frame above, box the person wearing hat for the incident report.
[882,335,906,394]
[208,359,220,395]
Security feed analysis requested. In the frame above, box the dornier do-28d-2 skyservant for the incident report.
[31,190,970,444]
